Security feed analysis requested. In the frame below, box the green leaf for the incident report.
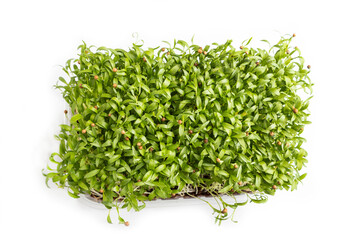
[70,114,82,124]
[239,154,250,163]
[218,170,229,178]
[250,196,268,204]
[155,164,166,173]
[84,169,100,178]
[255,174,261,188]
[107,211,113,224]
[218,185,232,193]
[243,37,253,46]
[143,170,153,182]
[109,155,120,164]
[299,173,307,181]
[190,133,199,144]
[179,124,184,136]
[67,190,80,199]
[78,181,88,190]
[254,66,266,75]
[236,164,242,180]
[169,65,180,75]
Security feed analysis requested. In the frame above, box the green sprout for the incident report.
[44,34,312,226]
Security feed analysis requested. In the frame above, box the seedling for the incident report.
[44,35,313,226]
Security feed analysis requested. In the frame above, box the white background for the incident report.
[1,0,359,239]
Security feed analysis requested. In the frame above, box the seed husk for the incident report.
[270,131,275,136]
[125,137,129,141]
[143,57,147,62]
[113,83,117,88]
[161,48,165,52]
[277,141,282,146]
[108,113,112,117]
[177,147,181,151]
[293,33,296,37]
[99,189,104,193]
[94,75,99,80]
[139,146,143,150]
[204,139,208,143]
[307,65,311,69]
[256,61,260,65]
[64,110,68,114]
[121,130,126,135]
[194,62,198,66]
[137,142,142,147]
[178,120,182,124]
[272,185,277,190]
[198,48,203,54]
[234,164,238,169]
[124,221,129,226]
[94,105,98,109]
[188,130,193,134]
[166,51,170,55]
[82,129,87,134]
[112,67,117,72]
[222,208,228,214]
[91,123,95,127]
[293,108,298,114]
[216,158,221,163]
[149,147,154,152]
[161,117,166,122]
[203,51,207,55]
[240,46,244,49]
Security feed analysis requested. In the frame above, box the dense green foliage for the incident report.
[44,35,312,225]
